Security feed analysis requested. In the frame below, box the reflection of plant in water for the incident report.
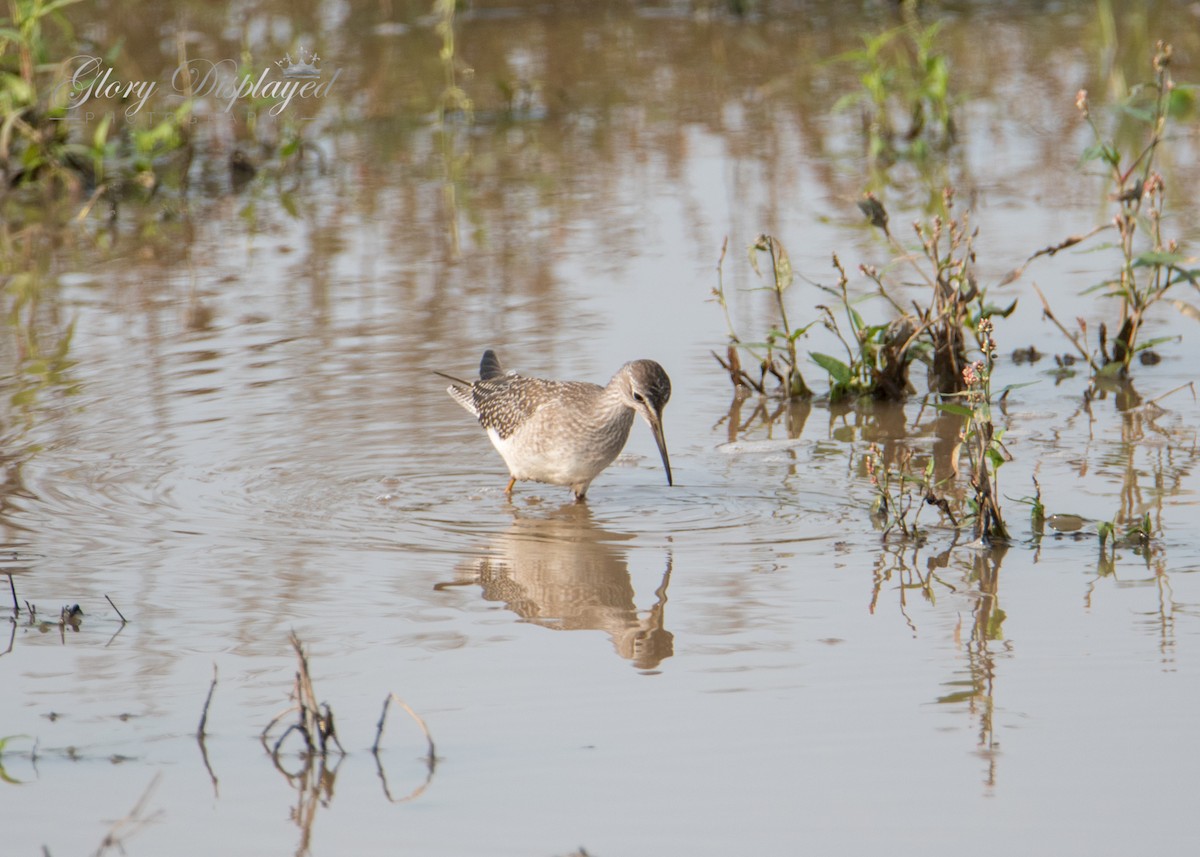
[712,392,811,444]
[868,539,958,636]
[0,228,79,432]
[433,0,474,258]
[1035,42,1200,381]
[832,7,955,167]
[845,314,1016,544]
[938,547,1006,790]
[0,0,87,193]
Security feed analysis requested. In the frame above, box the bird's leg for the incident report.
[504,476,517,496]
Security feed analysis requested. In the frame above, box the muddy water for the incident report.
[4,2,1200,855]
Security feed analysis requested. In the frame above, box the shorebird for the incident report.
[442,350,673,501]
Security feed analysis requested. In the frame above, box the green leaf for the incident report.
[1133,250,1191,268]
[279,192,300,218]
[832,91,864,114]
[0,734,32,761]
[992,380,1039,397]
[1168,85,1197,120]
[1166,268,1200,288]
[932,402,974,418]
[1081,142,1120,166]
[979,298,1018,319]
[1081,277,1122,296]
[1133,335,1177,352]
[810,352,852,385]
[1115,103,1156,123]
[92,113,112,150]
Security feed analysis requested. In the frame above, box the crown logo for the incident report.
[276,47,321,79]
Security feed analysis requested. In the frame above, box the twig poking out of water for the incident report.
[197,664,218,739]
[372,692,436,762]
[372,692,437,802]
[104,595,127,625]
[262,632,345,760]
[196,664,220,796]
[91,773,162,857]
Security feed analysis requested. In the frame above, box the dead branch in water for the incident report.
[262,632,345,761]
[104,595,127,625]
[372,692,438,803]
[197,664,218,739]
[195,663,221,797]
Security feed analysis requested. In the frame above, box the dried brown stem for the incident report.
[1030,282,1098,370]
[197,663,217,739]
[373,692,438,803]
[104,594,126,625]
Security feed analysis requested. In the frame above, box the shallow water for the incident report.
[4,2,1200,855]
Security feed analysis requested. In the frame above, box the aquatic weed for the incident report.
[1035,42,1200,380]
[711,234,815,399]
[854,189,1015,400]
[0,2,195,204]
[936,318,1010,543]
[832,6,955,167]
[812,253,917,401]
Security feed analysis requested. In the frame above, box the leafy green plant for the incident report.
[856,189,1015,399]
[1,1,198,203]
[0,0,88,191]
[832,8,955,165]
[129,101,193,187]
[1036,41,1200,379]
[713,191,1016,405]
[813,253,918,401]
[711,234,814,399]
[937,318,1010,543]
[1099,512,1154,554]
[1008,476,1045,535]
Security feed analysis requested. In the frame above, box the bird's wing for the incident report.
[473,376,555,439]
[445,382,478,416]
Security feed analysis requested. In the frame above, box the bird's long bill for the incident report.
[649,413,673,487]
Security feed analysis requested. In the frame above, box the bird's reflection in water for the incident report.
[438,503,674,670]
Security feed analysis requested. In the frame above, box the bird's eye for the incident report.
[633,392,646,403]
